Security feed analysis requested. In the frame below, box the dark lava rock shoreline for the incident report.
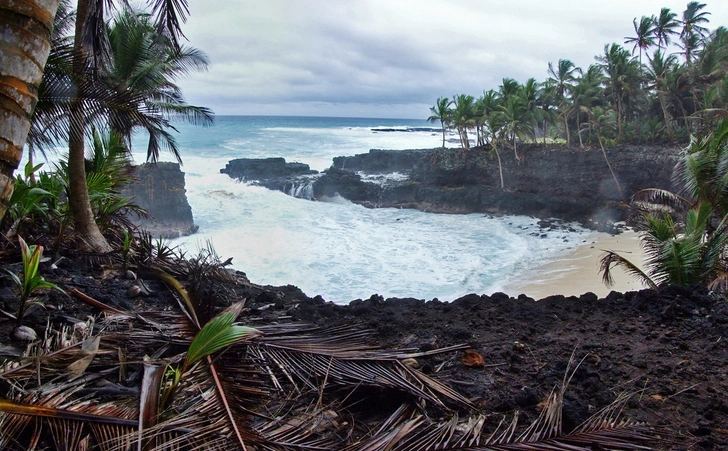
[221,144,679,230]
[5,255,727,449]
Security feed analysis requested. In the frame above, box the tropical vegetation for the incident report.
[428,2,728,155]
[0,2,726,449]
[601,117,728,291]
[1,0,212,253]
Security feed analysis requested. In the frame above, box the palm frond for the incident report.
[253,333,475,412]
[631,188,688,213]
[599,250,658,289]
[183,302,259,370]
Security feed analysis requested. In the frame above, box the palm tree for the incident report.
[547,59,579,146]
[0,1,60,222]
[427,97,452,148]
[498,77,520,104]
[498,94,530,161]
[682,1,711,39]
[585,106,623,199]
[571,65,604,148]
[537,83,558,144]
[103,8,214,163]
[694,28,728,123]
[521,78,541,141]
[664,64,695,132]
[451,94,476,150]
[476,89,501,146]
[596,44,641,138]
[601,118,728,291]
[646,50,679,134]
[653,7,680,51]
[26,0,75,160]
[624,16,656,71]
[681,1,711,65]
[67,0,196,252]
[484,107,507,189]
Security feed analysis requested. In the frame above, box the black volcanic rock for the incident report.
[329,144,679,224]
[332,149,431,173]
[221,157,317,180]
[121,162,197,238]
[313,167,383,203]
[220,145,680,227]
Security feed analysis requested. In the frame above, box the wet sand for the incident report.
[503,230,649,299]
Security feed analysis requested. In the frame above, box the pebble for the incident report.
[13,325,37,341]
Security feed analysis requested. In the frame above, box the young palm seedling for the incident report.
[159,301,260,412]
[2,236,63,328]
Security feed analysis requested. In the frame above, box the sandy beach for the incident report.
[503,229,649,299]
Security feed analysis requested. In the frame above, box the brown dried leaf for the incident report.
[461,349,485,368]
[66,336,101,379]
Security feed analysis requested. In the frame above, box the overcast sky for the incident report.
[176,1,728,119]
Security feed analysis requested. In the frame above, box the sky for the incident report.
[176,1,728,119]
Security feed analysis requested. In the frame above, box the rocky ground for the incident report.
[1,255,727,449]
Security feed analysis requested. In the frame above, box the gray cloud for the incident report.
[177,0,728,118]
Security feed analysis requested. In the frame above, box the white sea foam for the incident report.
[52,116,594,303]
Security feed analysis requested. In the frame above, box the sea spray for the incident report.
[126,116,593,303]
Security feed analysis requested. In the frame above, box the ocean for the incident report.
[126,116,593,304]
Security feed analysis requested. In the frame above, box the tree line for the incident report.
[428,2,727,155]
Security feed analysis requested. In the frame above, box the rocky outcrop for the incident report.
[220,145,681,227]
[121,162,197,238]
[220,158,320,199]
[332,149,432,174]
[221,157,317,180]
[326,145,679,226]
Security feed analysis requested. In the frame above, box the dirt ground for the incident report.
[2,256,727,449]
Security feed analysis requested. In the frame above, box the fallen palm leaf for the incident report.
[66,336,101,379]
[0,398,139,427]
[69,288,127,314]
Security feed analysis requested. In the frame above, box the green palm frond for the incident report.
[600,249,658,289]
[183,302,259,371]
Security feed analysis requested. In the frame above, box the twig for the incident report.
[663,382,702,402]
[69,288,126,315]
[391,343,471,359]
[317,357,333,409]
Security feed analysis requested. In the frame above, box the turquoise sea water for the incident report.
[126,116,592,304]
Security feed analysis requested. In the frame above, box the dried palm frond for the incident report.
[0,251,676,451]
[341,356,666,451]
[252,327,474,412]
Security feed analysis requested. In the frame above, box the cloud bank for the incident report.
[177,0,728,118]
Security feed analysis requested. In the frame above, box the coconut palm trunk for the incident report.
[658,94,674,135]
[0,0,60,221]
[68,0,112,252]
[494,145,505,190]
[440,119,446,148]
[577,113,584,148]
[598,135,624,199]
[563,113,571,147]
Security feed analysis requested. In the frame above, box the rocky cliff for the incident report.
[328,145,679,225]
[222,145,681,228]
[121,162,197,238]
